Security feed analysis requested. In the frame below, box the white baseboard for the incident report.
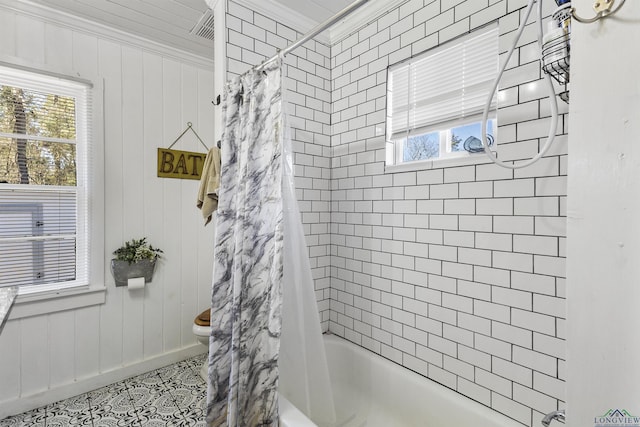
[0,345,207,420]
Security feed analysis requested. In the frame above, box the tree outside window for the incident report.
[0,85,77,186]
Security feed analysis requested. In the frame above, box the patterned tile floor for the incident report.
[0,354,208,426]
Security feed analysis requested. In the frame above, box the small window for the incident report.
[386,26,499,167]
[0,65,91,295]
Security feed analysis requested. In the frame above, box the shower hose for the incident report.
[481,0,560,169]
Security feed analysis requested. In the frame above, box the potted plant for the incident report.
[110,237,163,287]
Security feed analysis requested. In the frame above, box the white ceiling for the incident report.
[21,0,354,58]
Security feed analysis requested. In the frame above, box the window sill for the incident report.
[385,150,497,173]
[8,285,106,320]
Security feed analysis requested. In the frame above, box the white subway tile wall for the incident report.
[226,0,566,426]
[226,1,333,328]
[329,1,566,427]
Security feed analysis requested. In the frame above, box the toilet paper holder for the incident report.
[110,258,157,287]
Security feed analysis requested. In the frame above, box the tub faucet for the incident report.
[542,409,565,426]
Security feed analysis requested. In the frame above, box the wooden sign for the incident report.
[157,148,206,180]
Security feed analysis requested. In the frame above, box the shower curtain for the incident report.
[206,60,284,426]
[206,58,336,427]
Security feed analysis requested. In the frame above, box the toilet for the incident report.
[192,308,211,381]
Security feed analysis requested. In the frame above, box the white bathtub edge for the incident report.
[279,393,318,427]
[323,334,525,427]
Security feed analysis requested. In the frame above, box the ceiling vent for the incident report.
[191,10,215,41]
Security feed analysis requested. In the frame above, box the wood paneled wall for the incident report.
[0,5,215,416]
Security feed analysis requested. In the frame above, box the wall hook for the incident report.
[572,0,626,23]
[212,94,221,106]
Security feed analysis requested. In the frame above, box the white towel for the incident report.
[196,147,221,226]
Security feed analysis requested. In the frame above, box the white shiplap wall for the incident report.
[567,0,640,423]
[0,4,215,418]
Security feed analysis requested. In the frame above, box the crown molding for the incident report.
[329,0,406,44]
[235,0,330,45]
[0,0,214,68]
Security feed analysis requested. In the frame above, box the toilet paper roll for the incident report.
[127,277,145,290]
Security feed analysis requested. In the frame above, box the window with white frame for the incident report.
[0,65,91,295]
[386,26,499,166]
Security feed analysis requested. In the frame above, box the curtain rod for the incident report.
[263,0,372,65]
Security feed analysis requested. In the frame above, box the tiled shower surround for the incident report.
[227,0,566,426]
[225,1,334,328]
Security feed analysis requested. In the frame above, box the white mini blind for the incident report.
[388,26,499,140]
[0,188,77,287]
[0,65,91,292]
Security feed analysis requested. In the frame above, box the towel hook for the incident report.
[572,0,626,23]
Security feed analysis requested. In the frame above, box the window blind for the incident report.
[0,65,90,292]
[388,27,499,141]
[0,188,77,287]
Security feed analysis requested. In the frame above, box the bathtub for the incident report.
[280,334,524,427]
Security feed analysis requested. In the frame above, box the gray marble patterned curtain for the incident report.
[206,59,283,427]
